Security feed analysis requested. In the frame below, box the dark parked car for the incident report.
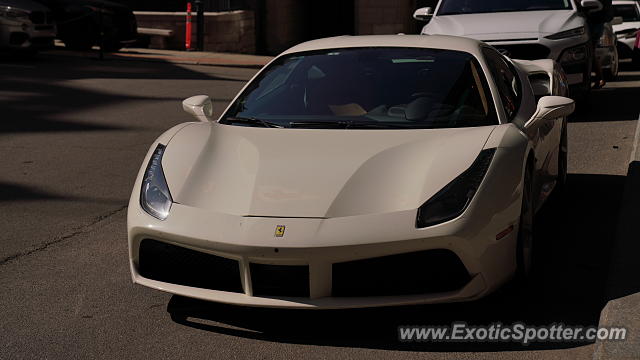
[0,0,56,54]
[635,28,640,65]
[35,0,136,51]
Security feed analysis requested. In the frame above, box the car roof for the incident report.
[282,35,486,58]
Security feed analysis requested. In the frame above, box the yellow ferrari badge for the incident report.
[274,225,285,237]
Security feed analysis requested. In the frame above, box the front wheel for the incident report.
[604,46,619,81]
[557,122,568,190]
[633,49,640,69]
[516,165,535,281]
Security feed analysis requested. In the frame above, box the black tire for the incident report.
[63,37,94,51]
[557,122,568,191]
[603,46,619,81]
[101,40,123,52]
[62,20,97,51]
[516,164,535,281]
[633,50,640,69]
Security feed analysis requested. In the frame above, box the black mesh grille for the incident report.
[332,250,471,297]
[492,44,550,60]
[138,239,243,293]
[251,263,310,297]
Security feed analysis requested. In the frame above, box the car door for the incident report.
[482,47,561,202]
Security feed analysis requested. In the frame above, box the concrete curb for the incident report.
[593,116,640,359]
[594,293,640,359]
[41,47,272,69]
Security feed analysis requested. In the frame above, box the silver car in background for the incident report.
[612,0,640,61]
[0,0,56,54]
[413,0,618,97]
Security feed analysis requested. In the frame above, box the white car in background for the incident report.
[414,0,616,97]
[612,0,640,61]
[0,0,56,54]
[127,35,574,309]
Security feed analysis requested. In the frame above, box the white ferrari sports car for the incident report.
[128,35,574,309]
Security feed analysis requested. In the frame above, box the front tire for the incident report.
[557,122,568,190]
[604,46,619,81]
[516,165,534,281]
[633,49,640,69]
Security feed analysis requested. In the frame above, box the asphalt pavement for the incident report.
[1,52,639,360]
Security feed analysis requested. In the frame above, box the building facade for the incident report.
[120,0,439,54]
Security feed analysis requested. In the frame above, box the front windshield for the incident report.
[613,4,640,22]
[438,0,572,15]
[222,47,498,129]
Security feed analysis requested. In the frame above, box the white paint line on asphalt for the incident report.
[631,114,640,164]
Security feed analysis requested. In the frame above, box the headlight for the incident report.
[0,6,29,20]
[140,144,173,220]
[416,149,495,228]
[545,27,586,40]
[559,44,588,63]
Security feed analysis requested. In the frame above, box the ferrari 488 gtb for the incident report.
[128,35,574,309]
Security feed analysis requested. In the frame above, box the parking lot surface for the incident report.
[1,54,639,359]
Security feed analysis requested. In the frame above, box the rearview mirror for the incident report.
[182,95,213,122]
[580,0,603,12]
[612,16,624,26]
[413,7,434,21]
[526,96,575,127]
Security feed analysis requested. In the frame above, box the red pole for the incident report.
[186,3,192,50]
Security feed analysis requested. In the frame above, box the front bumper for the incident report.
[129,191,521,309]
[0,20,56,50]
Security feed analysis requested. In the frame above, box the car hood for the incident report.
[0,0,51,11]
[424,10,583,40]
[161,123,497,218]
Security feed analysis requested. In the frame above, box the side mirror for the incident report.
[526,96,575,127]
[413,7,434,21]
[612,16,624,26]
[182,95,213,122]
[580,0,603,12]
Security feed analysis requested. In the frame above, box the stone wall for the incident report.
[354,0,418,35]
[134,10,255,54]
[261,0,308,55]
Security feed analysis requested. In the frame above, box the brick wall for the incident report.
[134,10,255,54]
[355,0,418,35]
[262,0,308,54]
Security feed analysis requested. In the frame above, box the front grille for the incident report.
[332,250,471,297]
[492,44,550,60]
[251,263,310,297]
[138,239,243,293]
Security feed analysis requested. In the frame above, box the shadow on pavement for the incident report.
[0,54,238,135]
[166,173,625,352]
[0,182,125,205]
[571,86,640,123]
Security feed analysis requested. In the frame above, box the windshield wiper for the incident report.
[289,120,350,128]
[288,120,412,129]
[221,116,283,128]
